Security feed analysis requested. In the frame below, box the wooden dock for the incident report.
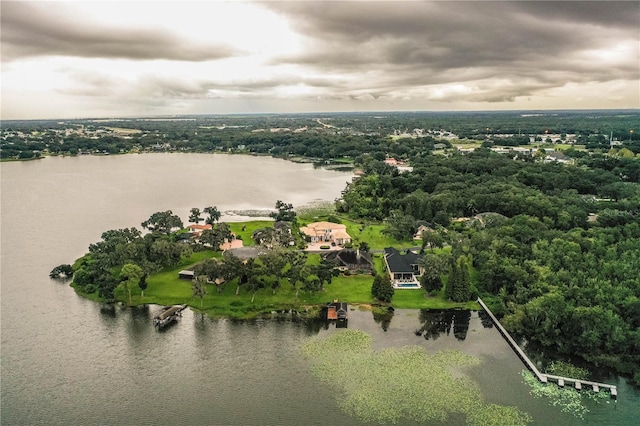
[477,298,617,399]
[153,304,188,329]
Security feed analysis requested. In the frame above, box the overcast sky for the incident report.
[2,0,639,120]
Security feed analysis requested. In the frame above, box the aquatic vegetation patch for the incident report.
[301,329,531,425]
[545,360,590,381]
[466,404,534,426]
[522,371,609,419]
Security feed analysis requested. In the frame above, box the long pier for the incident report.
[477,298,617,399]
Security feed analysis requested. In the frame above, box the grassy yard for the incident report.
[227,221,273,246]
[342,218,418,250]
[117,250,216,305]
[117,248,479,319]
[84,213,479,318]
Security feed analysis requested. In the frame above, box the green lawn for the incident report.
[85,215,479,318]
[227,221,273,246]
[118,250,216,305]
[118,248,478,318]
[392,290,479,310]
[343,219,417,250]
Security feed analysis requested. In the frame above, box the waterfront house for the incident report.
[300,221,352,246]
[187,223,212,236]
[326,300,348,321]
[383,247,422,289]
[323,249,373,273]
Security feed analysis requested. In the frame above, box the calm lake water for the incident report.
[1,154,638,425]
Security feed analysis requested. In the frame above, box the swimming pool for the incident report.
[394,282,421,289]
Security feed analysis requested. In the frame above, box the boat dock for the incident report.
[477,298,617,399]
[153,304,188,329]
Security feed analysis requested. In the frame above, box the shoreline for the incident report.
[67,206,479,318]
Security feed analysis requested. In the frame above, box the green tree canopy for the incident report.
[270,200,297,222]
[119,263,143,305]
[141,211,183,235]
[188,207,202,224]
[371,273,394,303]
[203,206,221,225]
[192,275,208,308]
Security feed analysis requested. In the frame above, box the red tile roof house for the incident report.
[383,247,423,289]
[187,223,212,237]
[299,221,352,246]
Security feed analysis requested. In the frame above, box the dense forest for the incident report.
[339,151,640,385]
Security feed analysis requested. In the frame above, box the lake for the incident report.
[1,154,638,425]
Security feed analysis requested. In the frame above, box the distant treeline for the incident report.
[2,110,639,159]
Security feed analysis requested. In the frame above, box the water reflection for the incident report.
[478,309,494,329]
[415,309,477,341]
[130,304,151,321]
[126,305,151,338]
[99,303,117,318]
[372,307,394,331]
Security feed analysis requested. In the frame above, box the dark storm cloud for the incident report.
[513,1,640,29]
[1,2,237,62]
[269,1,638,61]
[265,1,639,103]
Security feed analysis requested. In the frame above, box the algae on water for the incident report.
[302,329,531,425]
[522,370,609,420]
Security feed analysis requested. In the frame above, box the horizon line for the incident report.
[3,107,639,122]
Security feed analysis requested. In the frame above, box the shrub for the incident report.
[50,264,74,279]
[326,215,342,224]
